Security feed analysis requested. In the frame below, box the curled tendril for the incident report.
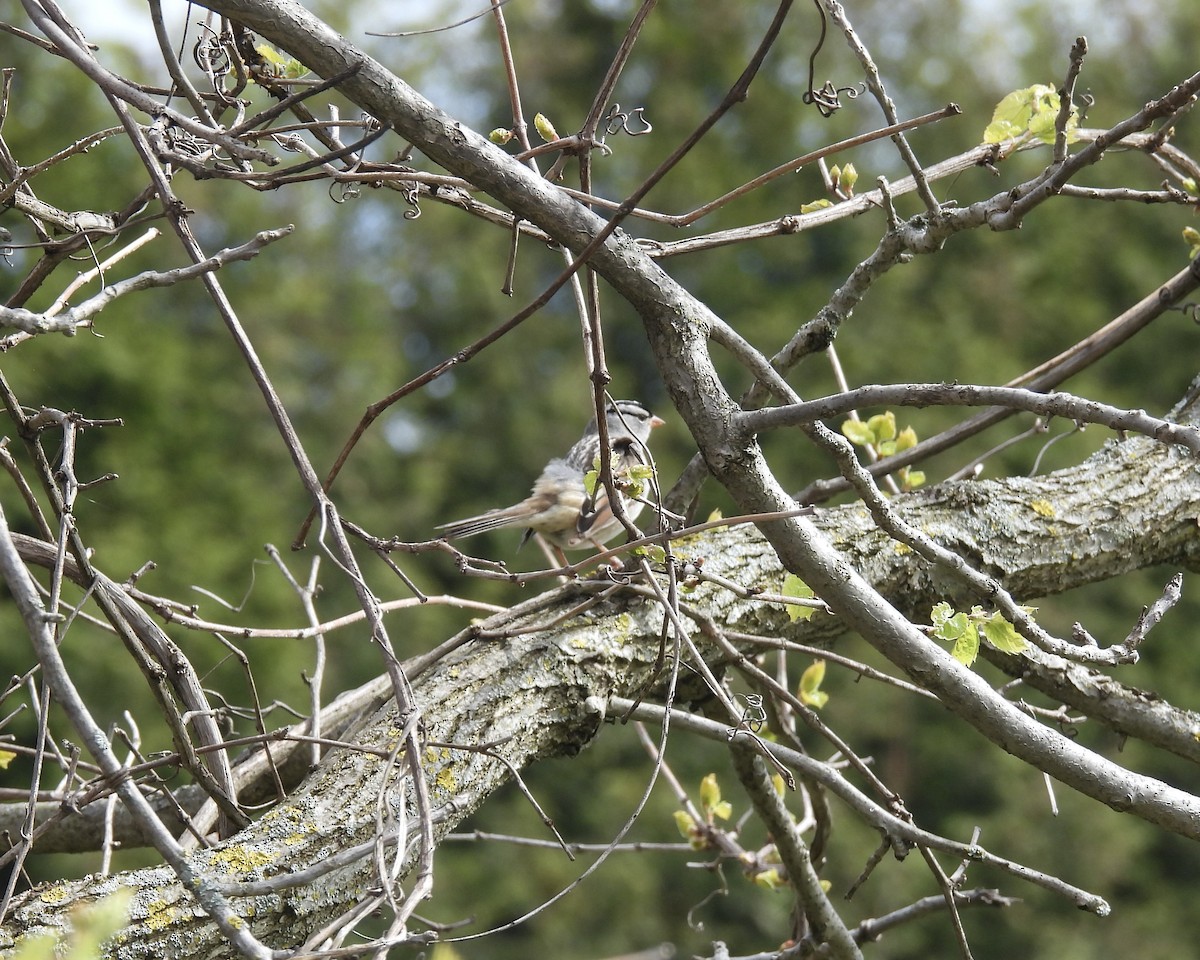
[401,182,422,220]
[803,0,866,117]
[276,134,306,154]
[1077,91,1095,124]
[162,125,214,161]
[728,693,767,739]
[192,23,230,76]
[602,102,653,140]
[803,79,867,118]
[328,181,361,204]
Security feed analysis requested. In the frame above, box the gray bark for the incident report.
[6,1,1200,955]
[4,425,1200,956]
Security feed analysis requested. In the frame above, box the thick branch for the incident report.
[4,427,1199,954]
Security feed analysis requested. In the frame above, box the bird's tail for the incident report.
[436,507,525,540]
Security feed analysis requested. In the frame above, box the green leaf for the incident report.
[800,198,833,213]
[489,128,514,145]
[583,469,599,496]
[980,612,1029,654]
[932,602,979,664]
[950,624,980,666]
[753,866,786,890]
[841,419,875,446]
[900,468,926,490]
[984,85,1047,142]
[798,659,830,709]
[255,43,287,67]
[984,83,1078,145]
[632,544,667,564]
[1184,226,1200,259]
[622,462,654,499]
[781,574,817,622]
[894,425,919,452]
[700,773,725,815]
[866,411,897,443]
[673,810,706,849]
[253,44,309,80]
[931,602,970,641]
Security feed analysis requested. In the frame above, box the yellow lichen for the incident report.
[208,845,274,875]
[142,899,181,932]
[1030,499,1056,518]
[38,885,70,905]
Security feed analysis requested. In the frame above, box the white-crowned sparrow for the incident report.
[437,399,664,552]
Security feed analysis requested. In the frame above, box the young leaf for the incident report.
[700,773,733,820]
[781,574,818,622]
[798,659,830,709]
[984,83,1078,145]
[866,411,897,443]
[950,624,981,666]
[632,544,667,564]
[931,603,971,641]
[489,128,514,145]
[981,612,1029,654]
[1184,226,1200,259]
[253,44,309,79]
[753,866,786,890]
[894,425,919,452]
[900,468,926,491]
[673,809,696,837]
[841,419,875,447]
[673,810,707,849]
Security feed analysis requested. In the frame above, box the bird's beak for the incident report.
[650,415,666,429]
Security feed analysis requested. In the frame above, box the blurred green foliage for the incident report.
[2,1,1200,957]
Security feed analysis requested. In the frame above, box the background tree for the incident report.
[1,1,1199,958]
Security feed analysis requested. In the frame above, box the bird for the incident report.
[437,399,664,554]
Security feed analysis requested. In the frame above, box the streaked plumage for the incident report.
[437,399,663,551]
